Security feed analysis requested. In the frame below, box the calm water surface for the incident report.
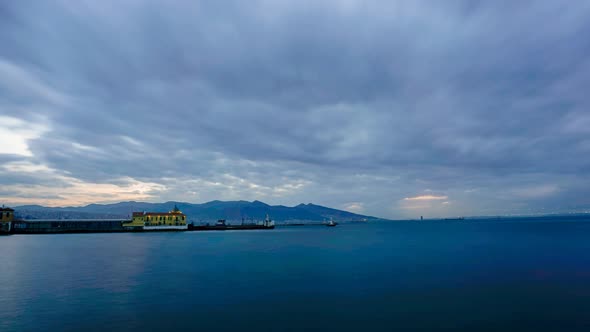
[2,218,590,331]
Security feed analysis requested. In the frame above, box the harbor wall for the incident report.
[144,225,188,231]
[7,220,274,234]
[11,220,128,234]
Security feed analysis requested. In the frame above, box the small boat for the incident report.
[326,218,338,227]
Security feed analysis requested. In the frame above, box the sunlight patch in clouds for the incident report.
[1,161,165,206]
[0,116,49,157]
[342,202,364,213]
[404,195,448,201]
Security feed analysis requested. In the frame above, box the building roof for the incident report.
[133,211,185,216]
[145,212,185,216]
[132,206,184,216]
[0,207,14,212]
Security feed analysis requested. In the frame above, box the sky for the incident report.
[1,1,590,219]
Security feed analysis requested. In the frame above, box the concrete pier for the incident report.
[11,219,129,234]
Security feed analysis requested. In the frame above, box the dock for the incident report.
[1,206,275,235]
[188,224,274,231]
[7,219,274,234]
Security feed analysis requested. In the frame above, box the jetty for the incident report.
[1,206,274,235]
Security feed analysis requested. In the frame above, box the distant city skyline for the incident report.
[1,1,590,219]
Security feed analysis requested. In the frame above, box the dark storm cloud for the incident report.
[1,0,590,217]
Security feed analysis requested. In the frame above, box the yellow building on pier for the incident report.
[1,206,14,233]
[124,205,187,229]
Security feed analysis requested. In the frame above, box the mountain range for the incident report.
[12,200,384,223]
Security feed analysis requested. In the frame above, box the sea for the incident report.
[1,216,590,331]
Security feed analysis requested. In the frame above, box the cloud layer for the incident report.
[1,1,590,218]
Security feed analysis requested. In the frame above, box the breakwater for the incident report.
[11,220,128,234]
[6,219,274,234]
[0,206,275,235]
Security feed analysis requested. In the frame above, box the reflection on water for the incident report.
[2,219,590,331]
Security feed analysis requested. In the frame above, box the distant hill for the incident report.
[13,200,385,223]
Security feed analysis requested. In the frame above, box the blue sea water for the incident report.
[1,217,590,331]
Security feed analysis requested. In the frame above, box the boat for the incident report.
[326,218,338,227]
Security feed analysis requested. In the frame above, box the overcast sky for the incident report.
[1,1,590,219]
